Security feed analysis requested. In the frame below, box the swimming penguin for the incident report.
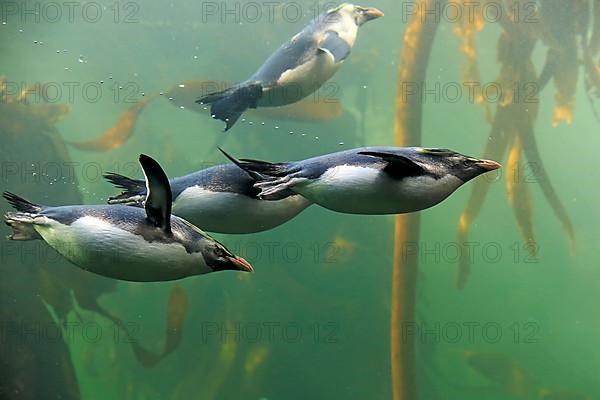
[3,155,252,282]
[104,152,311,234]
[221,147,501,215]
[196,3,384,130]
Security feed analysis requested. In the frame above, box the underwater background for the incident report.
[1,0,599,399]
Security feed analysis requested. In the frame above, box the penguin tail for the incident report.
[3,192,43,240]
[218,148,289,178]
[3,192,42,214]
[104,173,146,205]
[196,83,263,131]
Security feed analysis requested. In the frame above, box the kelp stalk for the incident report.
[391,1,445,399]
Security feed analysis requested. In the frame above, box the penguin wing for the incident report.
[139,154,173,234]
[253,33,319,83]
[357,151,425,179]
[318,31,351,63]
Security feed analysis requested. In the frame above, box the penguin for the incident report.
[3,154,252,282]
[196,3,384,130]
[104,152,311,234]
[220,147,502,215]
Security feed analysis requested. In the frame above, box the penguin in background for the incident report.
[3,155,252,282]
[104,154,311,234]
[220,147,502,215]
[196,3,384,131]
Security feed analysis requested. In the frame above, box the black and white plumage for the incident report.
[196,3,384,130]
[223,147,502,215]
[104,155,311,234]
[3,155,252,282]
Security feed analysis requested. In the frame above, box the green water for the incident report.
[1,1,599,399]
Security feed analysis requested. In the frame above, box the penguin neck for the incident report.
[327,16,359,46]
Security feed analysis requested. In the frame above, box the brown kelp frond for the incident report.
[589,0,600,56]
[456,105,511,289]
[392,1,445,399]
[464,351,537,398]
[505,135,536,246]
[452,1,491,121]
[67,97,154,152]
[520,123,576,253]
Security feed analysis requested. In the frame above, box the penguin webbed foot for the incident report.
[4,212,41,240]
[254,176,304,200]
[199,83,263,131]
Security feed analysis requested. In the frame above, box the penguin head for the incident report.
[203,240,254,273]
[327,4,384,26]
[415,148,501,183]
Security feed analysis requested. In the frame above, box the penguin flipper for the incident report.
[358,151,425,179]
[318,31,351,63]
[139,154,172,234]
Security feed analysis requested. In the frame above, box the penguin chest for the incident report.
[35,216,208,281]
[258,52,340,107]
[174,186,310,233]
[296,166,462,214]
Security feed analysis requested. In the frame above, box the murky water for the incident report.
[1,1,599,399]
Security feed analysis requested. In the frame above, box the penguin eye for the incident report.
[213,245,225,257]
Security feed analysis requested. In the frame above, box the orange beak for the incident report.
[477,159,502,171]
[364,7,384,19]
[228,256,254,272]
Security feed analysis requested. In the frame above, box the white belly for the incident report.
[35,216,208,281]
[258,53,340,107]
[174,186,311,233]
[294,166,463,214]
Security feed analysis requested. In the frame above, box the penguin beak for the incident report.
[476,159,502,171]
[363,7,384,21]
[227,255,254,273]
